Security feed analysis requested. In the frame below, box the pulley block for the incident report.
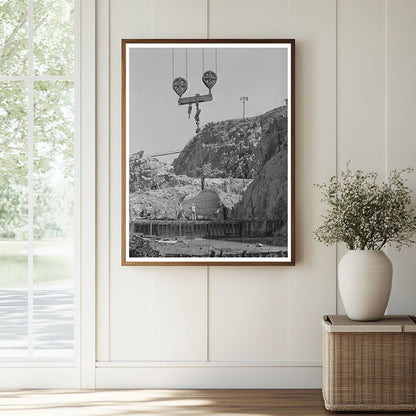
[172,77,188,97]
[202,70,217,90]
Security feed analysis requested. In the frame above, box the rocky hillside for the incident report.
[129,105,289,242]
[234,143,287,216]
[129,176,250,221]
[173,105,288,179]
[234,147,288,245]
[129,153,250,220]
[129,153,179,193]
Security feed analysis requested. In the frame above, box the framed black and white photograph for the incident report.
[122,39,295,265]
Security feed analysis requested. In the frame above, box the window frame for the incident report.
[0,0,96,388]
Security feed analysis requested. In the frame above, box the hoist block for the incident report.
[172,77,188,97]
[202,70,217,90]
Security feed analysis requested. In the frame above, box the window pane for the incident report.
[0,0,28,76]
[33,81,74,251]
[33,80,74,359]
[0,289,28,359]
[33,0,74,76]
[0,81,28,266]
[33,288,74,360]
[0,81,28,359]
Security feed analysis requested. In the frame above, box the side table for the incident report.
[322,315,416,411]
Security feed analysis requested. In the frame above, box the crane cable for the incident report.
[215,48,217,74]
[171,48,188,81]
[174,47,217,79]
[171,48,174,81]
[202,48,218,74]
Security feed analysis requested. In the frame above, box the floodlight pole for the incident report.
[240,96,248,118]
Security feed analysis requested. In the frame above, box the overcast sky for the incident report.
[129,45,288,161]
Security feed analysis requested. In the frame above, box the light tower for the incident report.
[240,96,248,118]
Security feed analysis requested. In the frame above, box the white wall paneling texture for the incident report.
[95,0,416,388]
[335,0,388,313]
[386,0,416,314]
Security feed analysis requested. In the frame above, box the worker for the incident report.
[222,203,228,221]
[176,200,183,220]
[191,203,197,220]
[215,203,221,219]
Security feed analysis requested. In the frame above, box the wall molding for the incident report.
[0,368,80,389]
[96,366,322,388]
[80,0,96,389]
[96,0,111,363]
[96,360,321,368]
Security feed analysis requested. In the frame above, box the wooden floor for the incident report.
[0,389,413,416]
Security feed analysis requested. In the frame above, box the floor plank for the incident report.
[0,389,413,415]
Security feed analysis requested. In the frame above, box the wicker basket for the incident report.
[322,315,416,411]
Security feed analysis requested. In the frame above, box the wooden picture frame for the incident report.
[122,39,295,265]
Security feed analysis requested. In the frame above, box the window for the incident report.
[0,0,77,361]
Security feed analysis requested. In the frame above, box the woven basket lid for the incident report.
[322,315,416,333]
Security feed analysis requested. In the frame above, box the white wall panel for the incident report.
[110,0,154,37]
[110,268,207,361]
[109,0,207,39]
[106,0,208,362]
[151,0,207,38]
[110,271,154,360]
[386,0,416,315]
[286,0,337,361]
[209,268,289,361]
[209,0,289,38]
[151,269,207,361]
[337,0,387,172]
[336,0,387,314]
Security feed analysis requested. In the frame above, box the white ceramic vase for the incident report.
[338,250,393,321]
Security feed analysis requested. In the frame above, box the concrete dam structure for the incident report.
[131,219,281,240]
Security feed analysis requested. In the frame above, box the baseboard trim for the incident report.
[96,360,321,368]
[0,367,80,388]
[96,366,323,388]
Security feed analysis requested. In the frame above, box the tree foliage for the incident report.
[0,0,74,240]
[0,0,28,75]
[33,0,74,76]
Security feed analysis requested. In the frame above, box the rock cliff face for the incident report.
[172,105,288,242]
[234,147,288,245]
[234,148,287,220]
[173,106,287,179]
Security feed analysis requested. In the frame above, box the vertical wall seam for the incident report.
[96,0,111,363]
[384,0,390,271]
[206,266,210,361]
[206,0,210,362]
[385,0,389,179]
[335,0,338,314]
[151,277,155,361]
[150,1,155,38]
[206,0,210,39]
[106,0,111,362]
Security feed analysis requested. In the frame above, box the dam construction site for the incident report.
[128,105,288,259]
